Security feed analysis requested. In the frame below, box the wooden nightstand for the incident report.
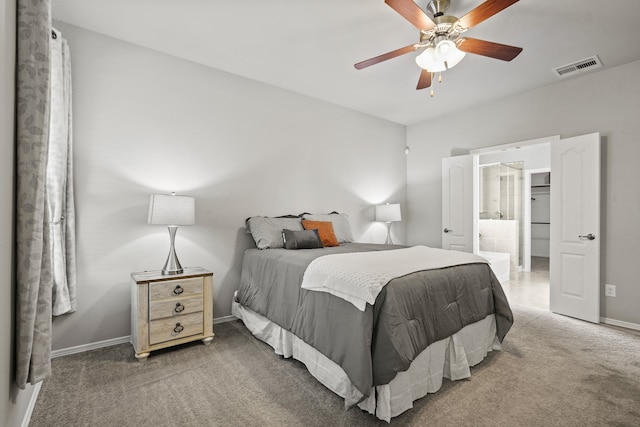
[130,267,214,361]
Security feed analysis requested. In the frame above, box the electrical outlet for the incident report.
[604,284,616,297]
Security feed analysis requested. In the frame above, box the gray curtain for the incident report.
[15,0,76,388]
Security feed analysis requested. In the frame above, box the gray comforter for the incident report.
[236,243,513,401]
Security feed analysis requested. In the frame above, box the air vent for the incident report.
[553,55,603,78]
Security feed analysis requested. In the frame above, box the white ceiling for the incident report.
[52,0,640,126]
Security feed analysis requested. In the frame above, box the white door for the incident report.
[550,133,601,323]
[442,155,472,252]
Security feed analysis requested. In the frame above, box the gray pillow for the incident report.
[247,216,303,249]
[302,213,355,243]
[282,229,322,250]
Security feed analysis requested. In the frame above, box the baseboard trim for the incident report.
[51,336,131,358]
[601,317,640,332]
[21,381,42,427]
[51,316,240,358]
[214,315,238,324]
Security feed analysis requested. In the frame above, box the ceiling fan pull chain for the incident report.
[430,72,435,97]
[438,72,443,83]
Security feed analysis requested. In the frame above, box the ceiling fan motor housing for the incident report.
[420,15,460,45]
[427,0,451,17]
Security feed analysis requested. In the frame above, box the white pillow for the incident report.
[302,213,355,243]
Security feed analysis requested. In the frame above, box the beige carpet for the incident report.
[30,305,640,426]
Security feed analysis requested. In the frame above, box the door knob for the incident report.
[444,228,452,233]
[578,233,596,240]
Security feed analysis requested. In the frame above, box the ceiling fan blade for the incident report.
[354,44,420,70]
[457,37,522,61]
[385,0,436,31]
[458,0,519,30]
[416,69,432,90]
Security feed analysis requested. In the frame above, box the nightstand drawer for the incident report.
[149,296,203,321]
[149,277,202,301]
[149,312,204,345]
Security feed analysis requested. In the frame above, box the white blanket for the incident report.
[300,245,488,311]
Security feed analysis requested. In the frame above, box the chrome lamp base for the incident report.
[162,225,184,275]
[385,222,394,245]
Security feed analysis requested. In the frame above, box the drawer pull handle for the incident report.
[173,323,184,334]
[173,285,184,295]
[174,303,185,313]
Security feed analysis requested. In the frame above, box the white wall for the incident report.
[50,23,407,350]
[407,60,640,326]
[2,2,40,426]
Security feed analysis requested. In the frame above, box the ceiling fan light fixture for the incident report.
[416,40,465,72]
[415,46,444,71]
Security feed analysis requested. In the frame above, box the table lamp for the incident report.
[375,203,401,245]
[147,193,195,275]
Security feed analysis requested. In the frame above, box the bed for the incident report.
[232,213,513,422]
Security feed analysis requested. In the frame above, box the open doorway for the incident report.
[472,139,553,311]
[502,170,551,310]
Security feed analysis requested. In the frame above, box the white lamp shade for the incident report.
[147,194,195,226]
[416,47,447,72]
[442,44,465,68]
[435,40,456,61]
[375,203,402,223]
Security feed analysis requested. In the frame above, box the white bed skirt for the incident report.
[231,298,501,422]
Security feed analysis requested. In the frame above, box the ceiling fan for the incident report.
[355,0,523,93]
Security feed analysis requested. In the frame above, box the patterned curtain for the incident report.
[15,0,76,388]
[15,0,53,388]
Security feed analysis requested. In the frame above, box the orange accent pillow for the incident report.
[301,220,339,247]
